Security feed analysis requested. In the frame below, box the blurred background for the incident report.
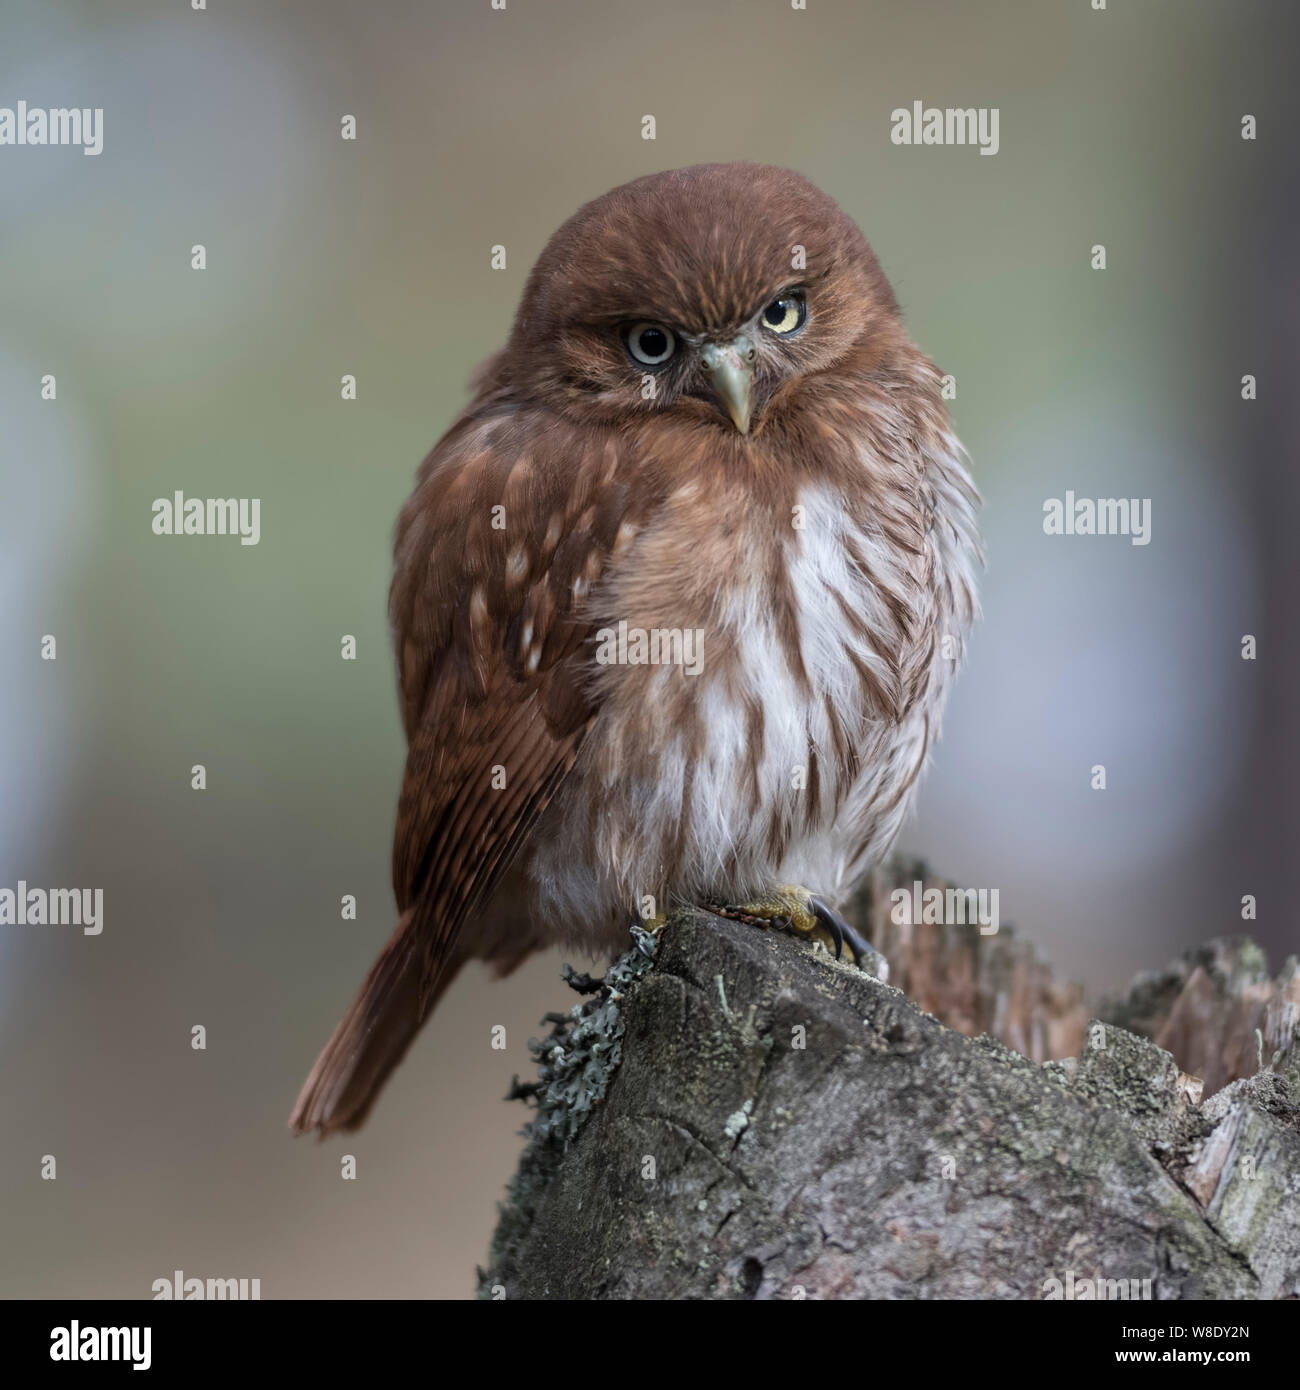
[1,0,1296,1298]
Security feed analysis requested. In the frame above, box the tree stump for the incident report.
[481,906,1300,1300]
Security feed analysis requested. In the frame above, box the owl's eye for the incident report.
[760,293,807,336]
[625,322,676,366]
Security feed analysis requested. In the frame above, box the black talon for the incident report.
[810,895,882,973]
[808,894,846,960]
[842,924,878,969]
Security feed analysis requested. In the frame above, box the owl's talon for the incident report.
[808,893,845,959]
[708,884,886,979]
[809,895,887,977]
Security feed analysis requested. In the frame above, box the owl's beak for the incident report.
[701,336,755,434]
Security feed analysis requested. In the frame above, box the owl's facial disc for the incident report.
[700,335,756,434]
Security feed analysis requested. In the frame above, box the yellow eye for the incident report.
[760,293,806,335]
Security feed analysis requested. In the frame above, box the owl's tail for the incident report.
[288,909,460,1137]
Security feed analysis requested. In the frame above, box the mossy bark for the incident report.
[482,908,1300,1300]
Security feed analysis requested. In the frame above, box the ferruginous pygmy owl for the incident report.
[290,162,981,1137]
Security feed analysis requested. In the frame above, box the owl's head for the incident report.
[500,163,904,437]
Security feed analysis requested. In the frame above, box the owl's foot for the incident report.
[708,884,887,980]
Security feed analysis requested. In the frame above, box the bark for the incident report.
[481,887,1300,1300]
[1100,937,1300,1100]
[858,860,1090,1063]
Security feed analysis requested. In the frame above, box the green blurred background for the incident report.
[1,0,1296,1297]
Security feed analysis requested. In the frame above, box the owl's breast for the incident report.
[515,403,980,945]
[526,478,925,924]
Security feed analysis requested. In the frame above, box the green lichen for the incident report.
[723,1099,753,1141]
[477,925,659,1296]
[524,927,659,1145]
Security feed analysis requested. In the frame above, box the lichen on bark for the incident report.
[481,904,1300,1300]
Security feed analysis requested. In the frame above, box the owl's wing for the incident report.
[290,409,632,1135]
[390,411,634,949]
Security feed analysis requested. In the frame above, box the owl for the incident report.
[290,163,981,1136]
